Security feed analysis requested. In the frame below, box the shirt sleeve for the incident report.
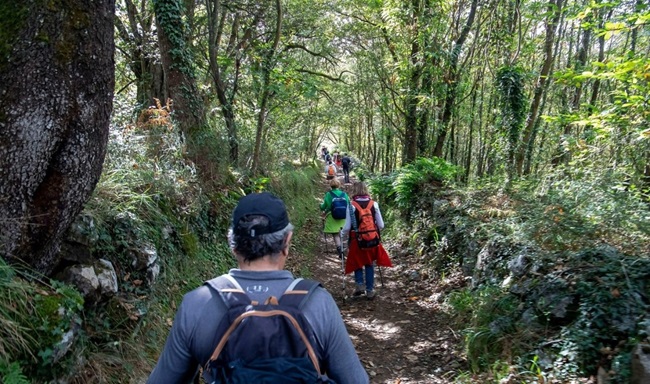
[147,298,200,384]
[342,203,354,232]
[320,191,330,212]
[304,288,369,384]
[373,201,385,230]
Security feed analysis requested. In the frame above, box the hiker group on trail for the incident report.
[148,192,369,384]
[320,147,353,185]
[318,147,392,299]
[341,182,392,299]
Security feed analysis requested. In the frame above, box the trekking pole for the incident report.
[321,215,329,254]
[340,227,348,299]
[378,229,385,288]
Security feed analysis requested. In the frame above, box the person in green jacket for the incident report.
[320,179,350,258]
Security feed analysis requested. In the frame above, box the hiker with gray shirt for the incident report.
[147,192,369,384]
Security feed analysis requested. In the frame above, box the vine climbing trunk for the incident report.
[153,0,206,137]
[403,0,422,164]
[206,0,252,165]
[516,0,563,176]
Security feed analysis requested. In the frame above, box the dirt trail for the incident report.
[293,173,466,384]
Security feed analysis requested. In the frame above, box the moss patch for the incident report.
[0,3,29,67]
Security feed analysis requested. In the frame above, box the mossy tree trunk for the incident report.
[515,0,563,176]
[153,0,205,136]
[0,0,115,274]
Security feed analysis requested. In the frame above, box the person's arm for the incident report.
[147,299,200,384]
[342,203,354,232]
[304,289,369,384]
[319,191,331,212]
[373,201,385,230]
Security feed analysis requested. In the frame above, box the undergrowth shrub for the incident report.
[391,157,461,212]
[396,166,650,382]
[528,168,649,254]
[0,361,30,384]
[534,247,650,382]
[448,285,524,373]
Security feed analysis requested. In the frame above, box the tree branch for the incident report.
[295,68,350,83]
[283,43,336,66]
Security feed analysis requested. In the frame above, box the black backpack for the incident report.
[341,157,350,167]
[328,191,348,220]
[203,276,336,384]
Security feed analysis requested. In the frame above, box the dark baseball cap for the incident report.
[232,192,290,237]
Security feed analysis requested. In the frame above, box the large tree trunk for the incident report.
[0,0,115,274]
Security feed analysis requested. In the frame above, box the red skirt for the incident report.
[344,232,393,274]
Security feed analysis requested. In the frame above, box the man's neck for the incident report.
[238,255,285,271]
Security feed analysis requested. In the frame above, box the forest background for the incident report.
[0,0,649,383]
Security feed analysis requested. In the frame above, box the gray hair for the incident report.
[228,216,294,263]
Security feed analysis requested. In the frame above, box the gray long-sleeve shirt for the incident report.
[147,269,369,384]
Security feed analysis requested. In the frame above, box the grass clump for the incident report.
[0,259,86,382]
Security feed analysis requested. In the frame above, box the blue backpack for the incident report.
[203,276,336,384]
[328,191,348,220]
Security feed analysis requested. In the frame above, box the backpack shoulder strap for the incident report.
[204,275,252,308]
[352,199,371,214]
[329,190,343,199]
[368,199,376,219]
[359,199,376,214]
[279,278,321,309]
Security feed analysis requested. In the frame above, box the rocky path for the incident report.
[290,173,467,384]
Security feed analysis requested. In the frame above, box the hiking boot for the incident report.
[366,290,376,300]
[353,284,364,296]
[336,246,344,259]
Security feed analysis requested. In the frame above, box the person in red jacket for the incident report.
[342,182,392,299]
